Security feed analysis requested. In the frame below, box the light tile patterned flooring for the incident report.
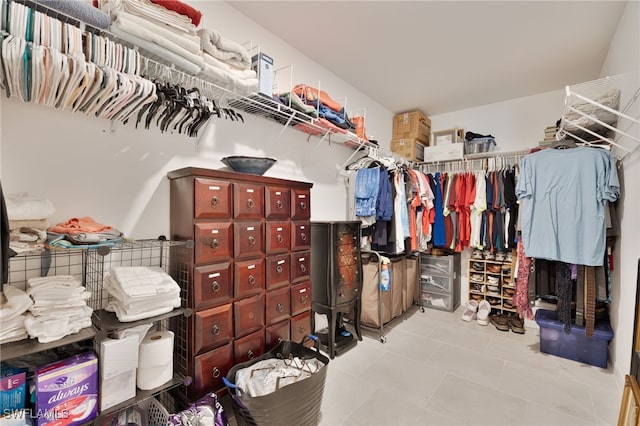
[224,305,622,426]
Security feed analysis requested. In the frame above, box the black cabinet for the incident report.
[310,221,363,358]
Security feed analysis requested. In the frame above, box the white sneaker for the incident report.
[477,300,492,326]
[461,300,479,322]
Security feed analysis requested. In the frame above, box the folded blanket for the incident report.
[110,25,203,74]
[32,0,110,29]
[204,53,256,80]
[98,0,196,34]
[24,306,92,343]
[198,28,250,70]
[28,275,81,288]
[6,193,55,220]
[199,63,258,98]
[114,10,201,54]
[8,218,49,231]
[0,285,33,321]
[10,227,47,243]
[105,266,180,298]
[150,0,202,26]
[105,299,176,322]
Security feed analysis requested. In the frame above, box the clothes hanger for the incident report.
[550,138,577,149]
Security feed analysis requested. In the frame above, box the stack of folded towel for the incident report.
[104,266,181,322]
[198,28,258,96]
[98,0,205,74]
[0,285,33,344]
[6,193,56,254]
[24,275,93,343]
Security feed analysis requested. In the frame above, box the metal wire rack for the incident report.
[6,247,87,291]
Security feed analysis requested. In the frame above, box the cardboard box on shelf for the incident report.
[391,138,426,161]
[422,143,464,162]
[392,110,431,143]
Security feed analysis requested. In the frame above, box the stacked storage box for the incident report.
[391,110,431,161]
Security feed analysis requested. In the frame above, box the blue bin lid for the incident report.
[535,309,614,340]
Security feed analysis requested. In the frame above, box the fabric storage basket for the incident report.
[223,337,329,426]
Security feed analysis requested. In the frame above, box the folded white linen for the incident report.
[9,241,45,254]
[8,218,49,231]
[198,64,258,97]
[115,10,200,54]
[28,285,89,299]
[99,0,196,33]
[0,285,34,321]
[28,275,81,288]
[9,227,47,242]
[110,25,203,74]
[109,266,180,297]
[29,305,91,317]
[198,28,250,70]
[6,193,56,220]
[24,306,93,343]
[204,53,257,80]
[0,314,25,333]
[105,300,175,322]
[0,328,29,344]
[109,294,180,315]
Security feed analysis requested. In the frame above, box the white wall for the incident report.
[598,0,640,384]
[0,1,394,238]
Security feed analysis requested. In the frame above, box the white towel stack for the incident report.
[104,266,181,322]
[0,285,33,344]
[24,275,93,343]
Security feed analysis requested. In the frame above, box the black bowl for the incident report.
[221,156,277,175]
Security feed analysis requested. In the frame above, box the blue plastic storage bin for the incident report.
[535,309,613,368]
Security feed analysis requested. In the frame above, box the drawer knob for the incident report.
[211,196,219,206]
[277,234,283,243]
[276,200,283,208]
[276,265,283,274]
[248,236,256,245]
[277,337,283,344]
[248,275,256,286]
[212,367,220,378]
[211,325,220,335]
[247,199,255,208]
[210,239,219,249]
[211,281,220,292]
[299,326,306,333]
[276,303,284,312]
[249,312,255,319]
[300,201,307,210]
[300,233,307,241]
[300,295,307,304]
[248,350,255,360]
[300,264,306,273]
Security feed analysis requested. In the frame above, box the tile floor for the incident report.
[223,305,623,426]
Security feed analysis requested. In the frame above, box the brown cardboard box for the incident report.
[393,110,431,143]
[391,138,426,161]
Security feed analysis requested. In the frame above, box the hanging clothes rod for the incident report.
[419,150,529,174]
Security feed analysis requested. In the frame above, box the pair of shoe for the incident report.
[472,262,484,271]
[494,252,506,262]
[487,264,502,273]
[470,273,484,282]
[472,250,484,260]
[489,313,525,333]
[461,299,491,325]
[487,275,500,285]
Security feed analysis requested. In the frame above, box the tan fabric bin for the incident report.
[390,257,405,318]
[404,256,419,311]
[360,260,392,328]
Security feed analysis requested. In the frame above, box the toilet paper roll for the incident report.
[138,330,174,368]
[137,362,173,390]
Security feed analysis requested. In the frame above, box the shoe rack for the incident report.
[468,251,516,313]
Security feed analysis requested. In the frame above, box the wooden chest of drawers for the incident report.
[168,167,313,400]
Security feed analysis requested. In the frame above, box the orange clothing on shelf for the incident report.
[48,217,113,234]
[293,84,342,112]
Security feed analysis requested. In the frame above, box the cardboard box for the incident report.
[392,110,431,143]
[535,309,613,368]
[251,52,274,96]
[422,143,464,162]
[35,352,98,426]
[1,367,26,413]
[391,138,426,161]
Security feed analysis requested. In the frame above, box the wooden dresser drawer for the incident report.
[234,221,264,259]
[265,221,291,254]
[291,221,311,251]
[265,286,291,326]
[194,303,233,354]
[194,178,232,219]
[193,262,233,310]
[265,319,290,350]
[234,258,265,299]
[291,251,310,283]
[192,343,233,399]
[234,293,265,338]
[194,222,233,264]
[291,188,311,220]
[290,311,311,343]
[233,183,264,219]
[335,282,359,306]
[336,263,360,286]
[233,330,265,365]
[290,281,311,316]
[265,186,291,219]
[265,254,290,290]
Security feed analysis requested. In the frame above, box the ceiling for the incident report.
[227,1,628,116]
